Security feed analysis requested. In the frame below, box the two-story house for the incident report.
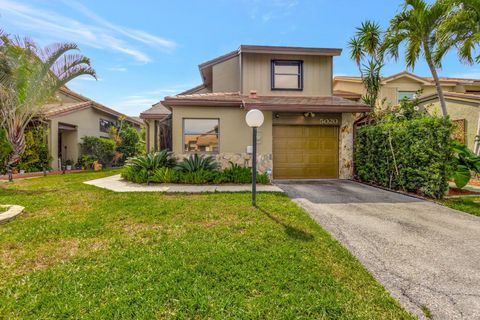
[141,45,370,179]
[334,71,480,153]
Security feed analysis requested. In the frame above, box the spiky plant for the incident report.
[175,154,218,173]
[382,0,449,117]
[0,32,96,172]
[348,20,384,109]
[126,150,176,172]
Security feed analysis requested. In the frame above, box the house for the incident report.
[140,45,371,180]
[41,87,143,170]
[334,71,480,153]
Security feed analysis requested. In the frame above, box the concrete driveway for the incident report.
[276,180,480,320]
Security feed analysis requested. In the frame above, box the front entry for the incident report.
[273,125,339,179]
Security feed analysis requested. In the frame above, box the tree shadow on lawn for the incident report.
[257,207,314,242]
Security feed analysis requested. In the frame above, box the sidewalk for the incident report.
[84,174,283,193]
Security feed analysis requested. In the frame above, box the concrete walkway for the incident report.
[84,174,283,193]
[277,180,480,320]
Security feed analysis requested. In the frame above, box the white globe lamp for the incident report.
[246,109,264,128]
[245,109,264,206]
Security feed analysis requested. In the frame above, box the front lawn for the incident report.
[441,196,480,217]
[0,171,413,319]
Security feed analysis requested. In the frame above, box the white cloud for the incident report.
[107,67,128,72]
[114,84,196,115]
[248,0,299,22]
[0,0,177,63]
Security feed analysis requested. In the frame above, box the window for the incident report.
[183,119,219,153]
[271,60,303,90]
[99,119,114,133]
[397,91,416,102]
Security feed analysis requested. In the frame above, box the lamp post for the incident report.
[245,109,264,206]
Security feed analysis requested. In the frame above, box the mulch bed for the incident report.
[448,187,480,196]
[0,170,84,181]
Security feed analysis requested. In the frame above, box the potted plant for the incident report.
[65,159,74,171]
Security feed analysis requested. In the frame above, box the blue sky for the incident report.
[1,0,479,116]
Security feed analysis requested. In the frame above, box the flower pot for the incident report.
[66,165,72,171]
[19,170,25,175]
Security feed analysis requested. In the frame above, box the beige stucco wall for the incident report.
[171,106,273,155]
[48,108,119,169]
[145,119,156,152]
[212,56,240,92]
[334,76,464,108]
[242,53,332,96]
[421,98,480,150]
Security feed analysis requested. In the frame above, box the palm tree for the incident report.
[382,0,449,117]
[348,20,384,108]
[0,34,96,173]
[436,0,480,65]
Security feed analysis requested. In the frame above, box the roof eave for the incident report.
[244,103,371,113]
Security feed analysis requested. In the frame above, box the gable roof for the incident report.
[41,89,143,126]
[161,92,371,113]
[382,71,431,84]
[139,102,171,120]
[418,91,480,104]
[334,71,480,86]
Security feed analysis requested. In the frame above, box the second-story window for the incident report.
[271,60,303,90]
[397,91,416,102]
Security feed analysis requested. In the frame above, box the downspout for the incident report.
[475,110,480,155]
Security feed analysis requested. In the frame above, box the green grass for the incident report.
[0,171,413,319]
[441,196,480,217]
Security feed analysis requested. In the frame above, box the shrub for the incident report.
[124,151,176,183]
[80,136,116,167]
[175,154,218,172]
[355,101,453,199]
[16,126,51,172]
[222,162,252,183]
[151,167,179,183]
[451,140,480,188]
[122,157,270,185]
[0,128,13,173]
[121,165,148,184]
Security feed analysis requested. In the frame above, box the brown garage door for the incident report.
[273,125,339,179]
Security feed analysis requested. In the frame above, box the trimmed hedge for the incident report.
[355,114,453,199]
[121,161,270,185]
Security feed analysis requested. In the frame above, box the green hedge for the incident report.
[355,114,453,199]
[121,163,270,185]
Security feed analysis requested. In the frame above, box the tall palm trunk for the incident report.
[6,119,26,168]
[424,44,448,117]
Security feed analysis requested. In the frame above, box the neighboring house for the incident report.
[334,71,480,153]
[41,87,143,170]
[140,45,370,179]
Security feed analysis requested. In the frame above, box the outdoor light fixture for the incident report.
[245,109,264,207]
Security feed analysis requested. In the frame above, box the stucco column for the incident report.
[339,113,356,179]
[48,120,59,170]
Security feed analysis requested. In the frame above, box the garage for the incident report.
[273,125,339,179]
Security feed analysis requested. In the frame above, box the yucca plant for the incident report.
[175,154,218,173]
[126,150,176,171]
[124,150,176,184]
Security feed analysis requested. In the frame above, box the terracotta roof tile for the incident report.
[161,92,371,113]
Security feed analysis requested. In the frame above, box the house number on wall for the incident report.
[319,118,339,125]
